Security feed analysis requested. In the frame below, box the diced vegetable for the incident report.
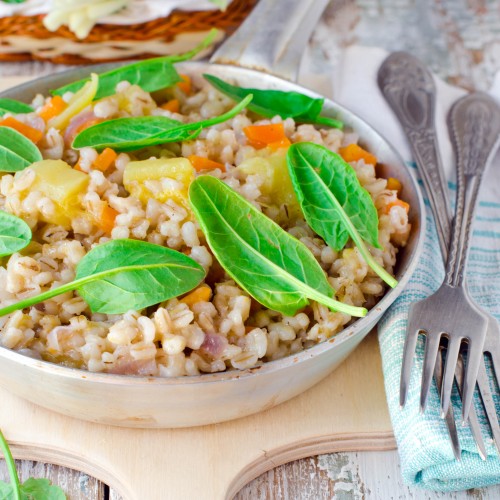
[188,155,224,172]
[38,96,68,122]
[30,159,89,227]
[382,198,410,214]
[93,148,117,172]
[243,123,291,150]
[177,75,192,95]
[48,73,99,131]
[386,177,402,192]
[95,203,119,234]
[180,285,212,306]
[237,153,301,219]
[0,116,43,144]
[338,143,377,165]
[161,99,180,113]
[123,157,195,205]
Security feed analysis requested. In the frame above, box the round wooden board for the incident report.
[0,76,395,500]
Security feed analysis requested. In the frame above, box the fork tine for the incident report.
[477,356,500,455]
[462,341,484,423]
[435,347,461,460]
[440,337,462,417]
[489,349,500,389]
[420,333,442,413]
[400,324,420,407]
[455,355,488,459]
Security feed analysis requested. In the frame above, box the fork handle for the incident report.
[377,52,451,258]
[445,93,500,287]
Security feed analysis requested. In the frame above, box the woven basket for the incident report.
[0,0,256,64]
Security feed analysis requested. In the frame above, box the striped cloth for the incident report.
[330,46,500,491]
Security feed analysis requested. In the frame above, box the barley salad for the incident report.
[0,40,411,377]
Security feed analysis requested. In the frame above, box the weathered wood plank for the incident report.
[0,459,105,500]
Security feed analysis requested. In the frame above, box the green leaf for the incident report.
[0,127,42,172]
[0,481,15,500]
[0,240,206,317]
[0,211,32,257]
[204,74,343,129]
[287,143,397,288]
[73,95,252,151]
[0,430,21,500]
[20,478,66,500]
[51,29,219,100]
[189,175,366,317]
[0,99,33,117]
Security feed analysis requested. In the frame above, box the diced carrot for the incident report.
[243,123,289,149]
[386,177,402,192]
[188,155,224,172]
[161,99,180,113]
[180,285,212,306]
[339,143,377,165]
[177,75,192,95]
[383,198,410,215]
[74,160,84,172]
[0,116,43,143]
[96,203,119,234]
[268,137,292,151]
[38,96,68,122]
[93,148,117,172]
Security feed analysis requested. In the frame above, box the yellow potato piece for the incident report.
[48,73,99,131]
[31,159,89,227]
[237,153,301,219]
[123,157,195,206]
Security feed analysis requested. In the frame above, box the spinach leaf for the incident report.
[73,95,252,151]
[0,98,33,116]
[204,74,343,129]
[189,175,367,317]
[0,126,42,172]
[0,239,206,317]
[0,429,66,500]
[0,211,32,257]
[287,142,397,288]
[52,29,219,100]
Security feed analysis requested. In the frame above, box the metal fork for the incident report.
[378,53,500,453]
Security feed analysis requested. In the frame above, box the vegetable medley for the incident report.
[0,37,411,376]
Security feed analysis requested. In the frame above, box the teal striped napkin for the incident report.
[330,45,500,491]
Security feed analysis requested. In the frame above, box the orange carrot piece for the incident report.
[74,160,84,172]
[180,285,212,306]
[383,198,410,215]
[339,143,377,165]
[177,75,192,95]
[268,137,292,151]
[243,123,288,149]
[96,204,119,234]
[93,148,117,172]
[0,116,43,144]
[38,96,68,122]
[386,177,402,192]
[188,155,224,172]
[161,99,180,113]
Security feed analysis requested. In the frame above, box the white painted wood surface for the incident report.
[1,0,500,498]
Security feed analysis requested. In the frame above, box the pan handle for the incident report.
[210,0,329,82]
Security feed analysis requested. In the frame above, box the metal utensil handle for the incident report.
[446,92,500,286]
[377,52,452,257]
[210,0,330,82]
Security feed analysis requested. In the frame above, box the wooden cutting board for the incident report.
[0,76,395,500]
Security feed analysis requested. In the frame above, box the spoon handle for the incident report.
[446,92,500,286]
[377,52,451,259]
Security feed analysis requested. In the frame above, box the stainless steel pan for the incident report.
[0,0,425,428]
